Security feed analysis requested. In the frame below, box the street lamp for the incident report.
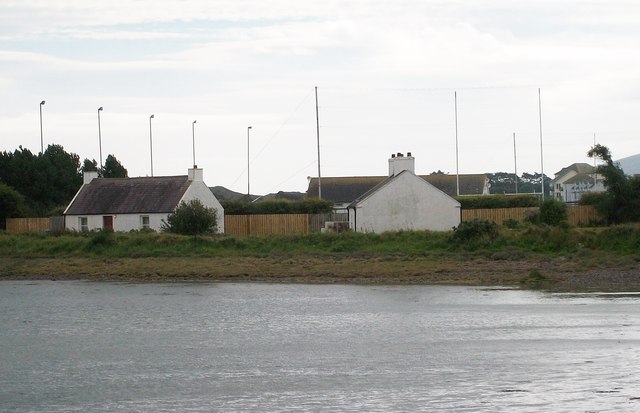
[97,107,104,170]
[247,126,252,197]
[39,100,45,154]
[149,114,155,176]
[192,120,197,167]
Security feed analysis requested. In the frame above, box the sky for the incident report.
[1,0,639,195]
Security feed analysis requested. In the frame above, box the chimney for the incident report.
[388,152,415,176]
[83,171,98,184]
[188,166,203,182]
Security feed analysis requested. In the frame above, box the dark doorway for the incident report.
[102,216,113,230]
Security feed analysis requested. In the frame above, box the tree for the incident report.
[587,144,640,223]
[101,154,128,178]
[0,182,27,229]
[162,199,218,236]
[0,145,82,215]
[81,158,99,173]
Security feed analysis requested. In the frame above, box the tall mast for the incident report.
[315,86,322,199]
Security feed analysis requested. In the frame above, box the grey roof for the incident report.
[65,175,191,215]
[553,163,595,180]
[307,173,487,203]
[564,173,597,185]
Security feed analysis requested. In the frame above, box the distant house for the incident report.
[64,167,224,233]
[551,163,604,203]
[307,158,488,213]
[311,153,461,232]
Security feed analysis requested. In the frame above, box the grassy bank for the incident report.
[1,225,640,291]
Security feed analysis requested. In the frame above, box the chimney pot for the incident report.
[407,151,412,157]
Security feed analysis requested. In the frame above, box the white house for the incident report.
[346,153,461,232]
[64,167,224,233]
[307,161,488,214]
[551,163,605,203]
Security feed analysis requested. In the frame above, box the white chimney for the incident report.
[83,171,98,184]
[388,152,415,176]
[188,166,203,182]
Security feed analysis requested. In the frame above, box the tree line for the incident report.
[0,145,128,227]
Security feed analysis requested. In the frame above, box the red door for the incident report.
[103,216,113,230]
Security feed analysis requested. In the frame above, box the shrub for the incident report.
[451,219,500,244]
[457,195,539,209]
[162,199,218,236]
[539,199,567,226]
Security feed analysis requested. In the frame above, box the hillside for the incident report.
[616,153,640,175]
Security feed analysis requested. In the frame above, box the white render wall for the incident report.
[349,172,460,233]
[65,213,169,232]
[179,180,225,233]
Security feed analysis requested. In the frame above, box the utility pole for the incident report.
[513,132,518,193]
[315,86,322,199]
[538,88,545,200]
[454,91,460,197]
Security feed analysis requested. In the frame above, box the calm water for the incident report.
[1,282,639,412]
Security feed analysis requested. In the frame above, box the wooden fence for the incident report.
[224,214,310,236]
[461,205,601,226]
[5,217,51,234]
[5,207,601,235]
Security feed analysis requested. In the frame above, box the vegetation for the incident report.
[162,199,218,236]
[0,145,129,217]
[3,223,639,258]
[221,198,334,215]
[585,144,640,224]
[486,172,551,195]
[0,182,28,229]
[457,194,539,209]
[451,219,500,246]
[101,154,128,178]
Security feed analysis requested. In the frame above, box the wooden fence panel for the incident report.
[461,207,538,224]
[567,205,601,226]
[5,217,51,234]
[309,213,349,233]
[224,214,310,236]
[461,205,600,226]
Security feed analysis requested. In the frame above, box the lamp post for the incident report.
[97,107,104,170]
[247,126,252,197]
[149,114,154,176]
[39,100,45,154]
[192,120,197,167]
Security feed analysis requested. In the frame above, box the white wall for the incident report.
[349,172,460,233]
[180,180,225,233]
[65,213,169,232]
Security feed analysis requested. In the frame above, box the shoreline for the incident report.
[3,256,640,292]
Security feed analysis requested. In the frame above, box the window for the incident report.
[79,217,88,232]
[141,215,150,229]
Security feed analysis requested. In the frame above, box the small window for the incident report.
[79,217,88,232]
[141,215,150,229]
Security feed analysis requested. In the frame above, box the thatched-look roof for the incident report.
[65,176,191,215]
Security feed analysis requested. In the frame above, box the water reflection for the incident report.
[1,282,639,412]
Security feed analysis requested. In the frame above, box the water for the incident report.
[1,282,639,412]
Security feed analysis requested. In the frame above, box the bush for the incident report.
[162,199,218,236]
[451,219,500,244]
[457,195,539,209]
[221,198,334,215]
[539,199,567,226]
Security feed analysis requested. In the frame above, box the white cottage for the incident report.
[347,153,461,232]
[64,167,224,233]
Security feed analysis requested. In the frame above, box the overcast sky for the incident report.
[1,0,639,194]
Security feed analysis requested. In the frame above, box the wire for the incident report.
[229,87,315,188]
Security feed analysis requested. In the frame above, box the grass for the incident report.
[1,224,640,291]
